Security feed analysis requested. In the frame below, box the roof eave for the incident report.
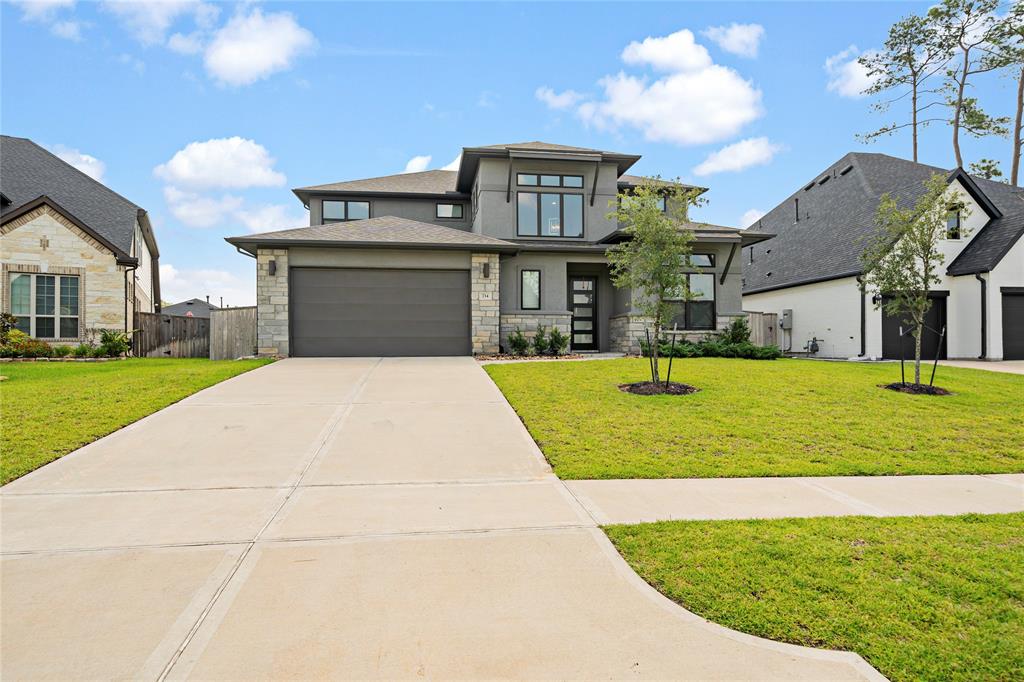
[225,236,519,255]
[1,195,133,260]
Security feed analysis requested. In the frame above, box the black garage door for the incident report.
[290,268,471,357]
[881,294,947,360]
[1002,290,1024,360]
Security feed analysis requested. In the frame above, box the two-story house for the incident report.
[1,135,160,342]
[742,153,1024,361]
[226,141,771,357]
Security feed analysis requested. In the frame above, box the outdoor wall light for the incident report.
[872,293,882,305]
[482,262,490,278]
[269,259,277,276]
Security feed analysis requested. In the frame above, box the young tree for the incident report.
[983,0,1024,185]
[859,14,950,161]
[861,173,971,384]
[928,0,1010,167]
[607,178,704,385]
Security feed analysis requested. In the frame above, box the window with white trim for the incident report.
[9,273,80,339]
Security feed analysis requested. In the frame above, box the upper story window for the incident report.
[517,173,584,188]
[690,254,714,268]
[946,208,962,240]
[323,200,370,222]
[436,203,464,219]
[656,196,667,212]
[9,273,80,339]
[517,192,584,238]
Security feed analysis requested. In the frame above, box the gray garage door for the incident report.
[290,268,471,357]
[1002,291,1024,360]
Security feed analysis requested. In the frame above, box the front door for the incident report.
[881,294,947,360]
[569,276,598,351]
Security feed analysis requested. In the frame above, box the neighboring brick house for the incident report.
[0,135,160,342]
[226,141,772,357]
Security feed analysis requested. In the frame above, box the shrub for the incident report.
[52,344,73,358]
[99,329,131,357]
[72,343,93,358]
[717,317,751,344]
[12,337,54,358]
[507,328,530,356]
[0,312,18,344]
[531,326,549,356]
[548,327,569,355]
[641,337,782,360]
[90,345,108,358]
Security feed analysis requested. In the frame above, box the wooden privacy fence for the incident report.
[745,311,779,348]
[133,312,210,358]
[210,306,257,360]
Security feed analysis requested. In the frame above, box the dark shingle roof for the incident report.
[227,216,517,254]
[743,152,1024,294]
[294,169,460,196]
[0,135,143,257]
[163,298,220,318]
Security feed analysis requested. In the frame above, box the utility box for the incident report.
[781,309,793,330]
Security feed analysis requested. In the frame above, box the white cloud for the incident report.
[701,23,765,58]
[167,31,203,54]
[235,203,308,233]
[48,144,105,181]
[621,29,711,72]
[162,186,242,228]
[50,19,82,40]
[101,0,214,46]
[403,155,432,173]
[741,208,766,228]
[693,137,784,176]
[441,155,461,171]
[154,137,286,190]
[203,8,315,86]
[12,0,74,22]
[825,45,877,98]
[535,86,584,110]
[160,263,255,307]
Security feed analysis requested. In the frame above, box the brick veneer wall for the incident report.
[471,253,500,354]
[256,248,289,356]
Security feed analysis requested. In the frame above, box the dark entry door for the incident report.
[881,294,947,360]
[1002,291,1024,360]
[569,276,598,351]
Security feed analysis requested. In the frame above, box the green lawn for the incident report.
[484,358,1024,479]
[0,358,272,484]
[605,514,1024,682]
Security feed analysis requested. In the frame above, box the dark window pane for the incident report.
[563,194,583,237]
[436,203,463,219]
[690,254,714,268]
[517,193,538,236]
[541,193,560,235]
[60,317,79,338]
[573,334,593,344]
[14,316,30,334]
[347,202,370,220]
[323,200,345,221]
[540,175,560,186]
[60,276,79,315]
[10,274,30,315]
[573,306,591,316]
[521,270,540,310]
[36,317,55,338]
[517,174,538,186]
[573,280,593,290]
[573,321,593,331]
[688,301,715,329]
[563,175,583,188]
[946,210,960,239]
[36,275,55,315]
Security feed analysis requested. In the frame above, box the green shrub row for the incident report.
[506,325,570,356]
[0,319,133,359]
[639,317,783,360]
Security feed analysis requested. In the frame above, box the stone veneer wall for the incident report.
[1,206,125,341]
[471,253,500,354]
[256,248,289,356]
[609,312,745,353]
[499,313,571,351]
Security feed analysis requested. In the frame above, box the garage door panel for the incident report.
[290,268,471,357]
[1002,293,1024,360]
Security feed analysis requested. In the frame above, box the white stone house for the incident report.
[0,135,160,342]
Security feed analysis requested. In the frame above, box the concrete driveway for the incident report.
[1,357,880,680]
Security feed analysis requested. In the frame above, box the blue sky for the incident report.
[2,1,1017,305]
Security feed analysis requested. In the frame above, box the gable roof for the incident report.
[226,215,518,255]
[0,135,156,258]
[294,169,461,201]
[163,298,220,318]
[456,140,641,192]
[742,152,1024,294]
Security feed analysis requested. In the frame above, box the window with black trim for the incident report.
[516,192,583,237]
[517,173,584,188]
[521,270,541,310]
[656,196,667,212]
[946,208,962,239]
[668,273,715,330]
[323,200,370,222]
[690,253,714,268]
[436,203,464,219]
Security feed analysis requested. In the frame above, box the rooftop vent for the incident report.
[803,182,815,191]
[817,175,830,185]
[839,164,853,176]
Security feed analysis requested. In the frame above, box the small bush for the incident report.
[717,317,751,344]
[72,343,93,358]
[51,344,73,358]
[531,326,549,356]
[0,312,18,344]
[90,345,108,358]
[641,337,782,360]
[10,336,54,358]
[507,328,530,356]
[548,327,569,355]
[99,329,131,357]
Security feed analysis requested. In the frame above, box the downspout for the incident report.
[236,246,258,355]
[856,276,866,357]
[976,273,987,359]
[123,263,138,335]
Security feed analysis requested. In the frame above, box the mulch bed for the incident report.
[880,382,952,396]
[476,354,585,361]
[619,381,700,396]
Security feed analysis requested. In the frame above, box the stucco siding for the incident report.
[309,196,471,231]
[987,236,1024,360]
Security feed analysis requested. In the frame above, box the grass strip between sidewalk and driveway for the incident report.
[484,358,1024,479]
[0,358,272,485]
[605,513,1024,682]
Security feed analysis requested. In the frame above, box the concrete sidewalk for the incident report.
[0,357,881,681]
[568,474,1024,525]
[939,359,1024,375]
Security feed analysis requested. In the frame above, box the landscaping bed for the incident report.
[0,358,272,484]
[606,513,1024,682]
[484,357,1024,479]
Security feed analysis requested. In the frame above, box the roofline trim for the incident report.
[948,168,1002,219]
[743,270,862,296]
[225,236,519,256]
[292,188,470,202]
[1,195,132,260]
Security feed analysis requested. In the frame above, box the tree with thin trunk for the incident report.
[929,0,1010,167]
[607,178,703,385]
[982,0,1024,185]
[858,14,951,161]
[861,173,971,385]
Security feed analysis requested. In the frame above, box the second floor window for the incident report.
[518,173,584,188]
[323,200,370,222]
[436,203,464,219]
[517,192,583,237]
[946,208,961,239]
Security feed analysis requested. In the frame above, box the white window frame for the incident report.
[9,272,81,339]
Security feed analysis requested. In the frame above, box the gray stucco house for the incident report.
[227,141,771,357]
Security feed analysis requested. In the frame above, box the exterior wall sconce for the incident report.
[269,259,277,276]
[871,293,882,305]
[482,262,490,278]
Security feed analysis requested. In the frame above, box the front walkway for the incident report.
[1,357,879,680]
[939,359,1024,375]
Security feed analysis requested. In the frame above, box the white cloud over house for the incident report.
[741,208,766,228]
[203,8,316,86]
[701,23,765,58]
[693,137,785,176]
[534,87,584,110]
[825,45,877,98]
[48,144,105,181]
[403,155,432,173]
[154,137,286,190]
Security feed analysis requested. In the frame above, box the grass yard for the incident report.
[484,358,1024,479]
[605,513,1024,682]
[0,358,271,484]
